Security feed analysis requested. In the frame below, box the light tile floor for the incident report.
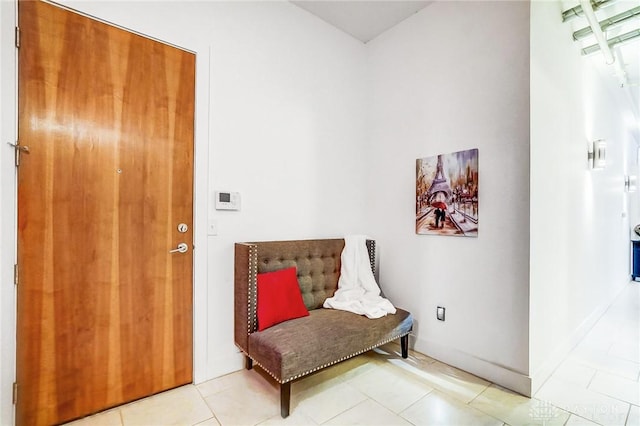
[67,283,639,426]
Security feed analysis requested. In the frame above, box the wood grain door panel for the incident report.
[16,2,195,424]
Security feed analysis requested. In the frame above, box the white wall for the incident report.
[0,0,17,424]
[365,1,532,394]
[2,2,636,422]
[0,2,368,421]
[529,1,637,391]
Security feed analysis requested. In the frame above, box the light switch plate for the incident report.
[207,219,218,236]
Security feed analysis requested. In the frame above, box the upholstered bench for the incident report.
[234,238,413,417]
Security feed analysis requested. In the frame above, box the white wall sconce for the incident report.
[587,139,607,170]
[625,175,637,193]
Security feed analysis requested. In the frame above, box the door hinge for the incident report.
[14,264,18,286]
[12,382,17,405]
[15,27,20,48]
[8,141,29,167]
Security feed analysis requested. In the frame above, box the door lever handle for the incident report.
[169,243,188,254]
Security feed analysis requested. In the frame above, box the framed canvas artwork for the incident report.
[416,148,478,237]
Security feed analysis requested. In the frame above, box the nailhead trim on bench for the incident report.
[239,331,411,384]
[367,240,376,276]
[248,245,258,334]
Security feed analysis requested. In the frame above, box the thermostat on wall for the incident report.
[215,191,241,211]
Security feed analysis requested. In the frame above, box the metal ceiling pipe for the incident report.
[573,5,640,40]
[562,0,615,22]
[579,0,615,64]
[581,28,640,54]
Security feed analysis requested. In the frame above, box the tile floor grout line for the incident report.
[467,383,489,405]
[200,393,222,426]
[623,404,631,426]
[318,398,369,425]
[586,368,598,389]
[396,387,434,422]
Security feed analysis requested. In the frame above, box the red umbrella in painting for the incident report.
[431,201,447,210]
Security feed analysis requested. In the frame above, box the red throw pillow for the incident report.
[257,267,309,331]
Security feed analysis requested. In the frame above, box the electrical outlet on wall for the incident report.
[437,306,445,321]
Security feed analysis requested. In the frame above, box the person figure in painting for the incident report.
[434,208,441,228]
[440,209,446,228]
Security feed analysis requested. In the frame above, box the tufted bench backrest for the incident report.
[234,238,376,355]
[256,239,343,310]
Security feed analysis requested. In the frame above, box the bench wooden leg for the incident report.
[401,335,409,359]
[280,382,291,418]
[245,356,253,370]
[280,382,291,419]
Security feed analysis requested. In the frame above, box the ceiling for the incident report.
[290,1,432,43]
[291,0,639,126]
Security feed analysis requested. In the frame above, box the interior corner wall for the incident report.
[364,1,532,395]
[529,1,634,392]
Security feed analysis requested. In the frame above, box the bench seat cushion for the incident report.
[248,307,413,383]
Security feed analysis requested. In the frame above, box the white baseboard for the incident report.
[413,337,532,397]
[193,350,244,385]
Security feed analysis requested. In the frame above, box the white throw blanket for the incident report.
[323,235,396,319]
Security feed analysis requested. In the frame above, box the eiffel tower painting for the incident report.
[416,148,479,237]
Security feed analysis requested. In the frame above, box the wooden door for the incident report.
[16,2,195,424]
